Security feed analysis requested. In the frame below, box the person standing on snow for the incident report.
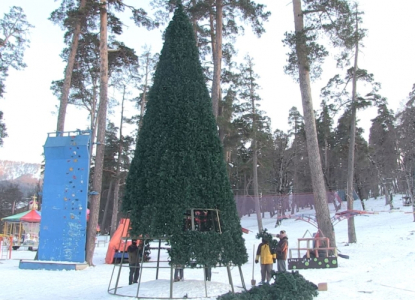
[174,264,184,282]
[255,238,276,284]
[127,239,141,285]
[275,230,289,272]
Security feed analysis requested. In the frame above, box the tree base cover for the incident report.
[288,257,338,269]
[217,271,318,300]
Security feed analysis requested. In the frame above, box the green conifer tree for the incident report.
[122,3,247,267]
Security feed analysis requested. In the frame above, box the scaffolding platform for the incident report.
[288,230,338,270]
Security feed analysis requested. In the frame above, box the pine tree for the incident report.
[51,0,157,133]
[284,0,341,249]
[151,0,270,118]
[270,129,292,196]
[287,107,311,211]
[369,104,398,206]
[332,109,371,200]
[0,183,23,219]
[397,84,415,221]
[234,55,271,231]
[0,6,33,146]
[51,0,88,133]
[122,3,247,267]
[316,101,336,188]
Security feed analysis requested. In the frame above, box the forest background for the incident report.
[1,0,415,236]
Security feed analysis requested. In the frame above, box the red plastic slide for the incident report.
[105,218,131,264]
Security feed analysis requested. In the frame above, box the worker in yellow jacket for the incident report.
[255,238,276,284]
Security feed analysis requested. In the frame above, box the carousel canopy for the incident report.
[1,210,41,223]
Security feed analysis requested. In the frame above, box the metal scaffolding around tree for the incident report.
[107,209,247,299]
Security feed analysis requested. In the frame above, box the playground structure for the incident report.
[234,190,347,218]
[280,210,373,270]
[36,130,91,264]
[1,201,41,251]
[0,234,12,259]
[18,130,91,270]
[274,208,373,229]
[288,230,338,270]
[105,219,143,264]
[108,209,247,299]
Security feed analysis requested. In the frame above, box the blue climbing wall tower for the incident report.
[38,131,91,263]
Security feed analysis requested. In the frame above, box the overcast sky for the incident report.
[1,0,414,163]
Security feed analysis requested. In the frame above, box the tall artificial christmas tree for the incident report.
[122,3,247,267]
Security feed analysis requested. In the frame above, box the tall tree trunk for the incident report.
[324,137,341,211]
[291,134,298,214]
[324,138,329,176]
[404,176,413,201]
[403,167,415,221]
[139,53,150,130]
[190,0,198,46]
[111,86,125,236]
[292,0,336,248]
[211,0,222,119]
[209,4,216,62]
[100,179,113,234]
[111,178,121,236]
[346,13,359,244]
[367,154,391,209]
[56,0,87,133]
[89,85,98,162]
[410,175,415,222]
[251,82,262,232]
[86,0,108,265]
[384,182,392,207]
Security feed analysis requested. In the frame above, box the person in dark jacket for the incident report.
[127,239,141,285]
[275,230,288,272]
[255,238,276,284]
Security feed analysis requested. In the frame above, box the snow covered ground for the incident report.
[1,195,414,300]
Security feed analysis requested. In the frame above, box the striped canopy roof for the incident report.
[1,210,41,223]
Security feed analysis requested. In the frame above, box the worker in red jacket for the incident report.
[275,230,289,272]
